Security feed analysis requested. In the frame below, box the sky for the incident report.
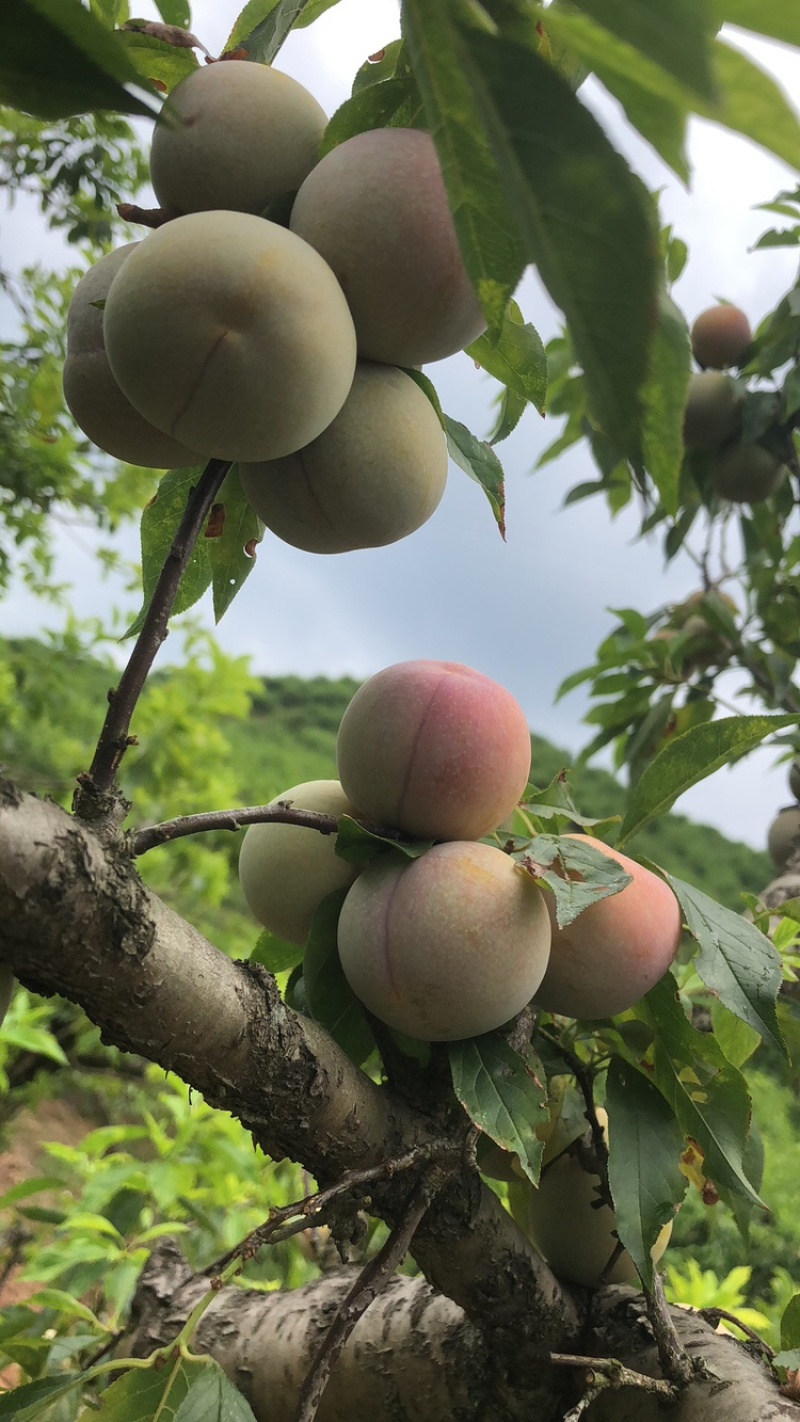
[3,1,800,855]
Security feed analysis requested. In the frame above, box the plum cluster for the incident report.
[239,660,683,1042]
[62,59,493,554]
[683,303,786,504]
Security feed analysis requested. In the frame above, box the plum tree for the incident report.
[525,1110,671,1288]
[290,128,487,366]
[336,660,532,841]
[337,841,551,1041]
[767,805,800,871]
[238,780,361,946]
[63,244,202,468]
[709,441,786,503]
[103,210,356,463]
[149,59,327,217]
[533,835,683,1019]
[682,371,742,450]
[691,304,752,369]
[239,363,448,553]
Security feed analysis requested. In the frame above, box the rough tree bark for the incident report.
[0,780,797,1422]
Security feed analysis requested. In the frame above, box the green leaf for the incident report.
[206,466,263,623]
[605,1056,686,1287]
[118,29,199,94]
[0,0,159,119]
[669,874,784,1055]
[709,1000,762,1070]
[0,1376,74,1420]
[402,0,527,330]
[321,76,424,156]
[0,1178,66,1208]
[334,815,433,866]
[716,0,800,47]
[709,40,800,175]
[351,40,407,95]
[567,0,718,103]
[28,1291,102,1327]
[592,67,689,181]
[0,1024,68,1064]
[126,467,212,639]
[641,292,691,516]
[302,889,374,1066]
[616,714,799,846]
[250,930,304,975]
[458,27,660,460]
[513,833,631,929]
[466,300,547,415]
[449,1036,549,1185]
[155,0,192,24]
[173,1365,258,1422]
[225,0,338,62]
[445,416,506,536]
[490,385,527,443]
[642,976,761,1207]
[781,1292,800,1351]
[77,1356,202,1419]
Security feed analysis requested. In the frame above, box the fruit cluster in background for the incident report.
[684,303,787,504]
[62,59,492,556]
[239,659,684,1044]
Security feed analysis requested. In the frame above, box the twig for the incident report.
[75,458,231,812]
[551,1351,676,1419]
[206,1146,441,1276]
[130,802,340,857]
[116,203,175,229]
[699,1306,775,1358]
[293,1176,435,1422]
[643,1268,697,1388]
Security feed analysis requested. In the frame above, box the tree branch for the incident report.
[129,802,341,857]
[74,458,231,818]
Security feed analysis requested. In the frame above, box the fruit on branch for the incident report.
[149,59,327,218]
[533,835,683,1019]
[337,841,551,1041]
[290,128,487,365]
[789,759,800,802]
[767,805,800,872]
[0,965,13,1026]
[691,304,752,369]
[238,780,361,946]
[709,441,786,503]
[669,588,739,628]
[62,244,202,468]
[682,371,742,450]
[239,363,448,553]
[526,1109,672,1288]
[336,661,532,842]
[103,210,357,462]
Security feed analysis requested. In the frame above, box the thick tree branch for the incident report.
[130,802,341,856]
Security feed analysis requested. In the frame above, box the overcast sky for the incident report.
[3,0,800,855]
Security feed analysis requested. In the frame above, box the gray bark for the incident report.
[0,780,795,1421]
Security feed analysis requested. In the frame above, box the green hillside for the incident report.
[0,637,773,916]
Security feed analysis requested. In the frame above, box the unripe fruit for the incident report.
[527,1109,671,1288]
[103,211,357,462]
[789,759,800,802]
[238,780,361,946]
[63,245,202,468]
[767,805,800,872]
[290,128,486,365]
[337,841,551,1041]
[691,304,752,369]
[682,372,741,450]
[150,60,327,217]
[336,661,532,842]
[533,835,682,1019]
[239,363,447,553]
[709,442,785,504]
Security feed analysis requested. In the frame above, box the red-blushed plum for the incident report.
[767,805,800,872]
[63,244,202,468]
[239,363,447,553]
[682,371,742,450]
[526,1109,671,1288]
[709,441,786,503]
[337,841,551,1041]
[533,835,683,1019]
[691,304,752,369]
[238,780,361,947]
[103,211,357,463]
[150,60,327,218]
[336,661,532,842]
[290,128,487,366]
